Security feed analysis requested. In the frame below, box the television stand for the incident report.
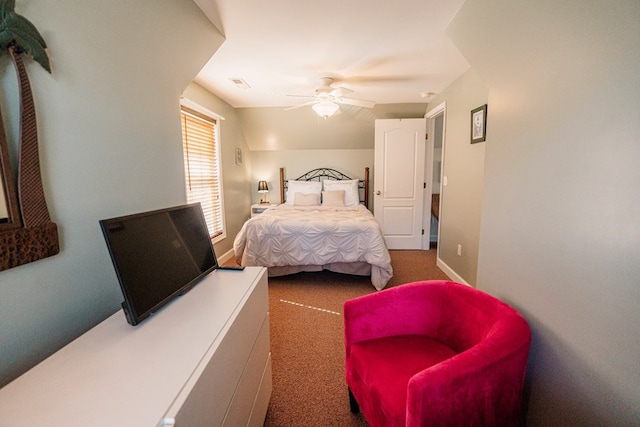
[0,267,271,427]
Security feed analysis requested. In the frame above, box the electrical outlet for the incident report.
[457,244,462,256]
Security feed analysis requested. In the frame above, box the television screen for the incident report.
[100,203,218,326]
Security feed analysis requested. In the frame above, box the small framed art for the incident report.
[235,147,243,165]
[470,104,487,144]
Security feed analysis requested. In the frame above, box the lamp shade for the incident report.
[257,180,269,192]
[312,100,339,118]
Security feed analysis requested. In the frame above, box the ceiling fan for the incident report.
[284,77,375,118]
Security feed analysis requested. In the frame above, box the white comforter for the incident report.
[233,205,392,290]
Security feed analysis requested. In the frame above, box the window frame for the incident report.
[180,101,226,244]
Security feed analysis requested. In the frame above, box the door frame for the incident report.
[424,102,447,252]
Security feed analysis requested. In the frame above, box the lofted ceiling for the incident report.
[192,0,470,110]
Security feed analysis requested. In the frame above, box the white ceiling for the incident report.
[192,0,470,109]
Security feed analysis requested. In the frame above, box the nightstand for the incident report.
[251,203,276,217]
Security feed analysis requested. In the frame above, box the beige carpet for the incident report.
[263,249,449,426]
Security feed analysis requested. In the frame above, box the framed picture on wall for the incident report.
[235,147,243,165]
[471,104,487,144]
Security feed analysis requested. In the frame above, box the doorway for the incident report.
[424,102,446,252]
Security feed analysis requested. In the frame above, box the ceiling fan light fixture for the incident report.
[312,100,339,118]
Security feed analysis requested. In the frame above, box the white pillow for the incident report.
[285,180,322,205]
[322,190,345,207]
[323,179,359,206]
[293,192,320,206]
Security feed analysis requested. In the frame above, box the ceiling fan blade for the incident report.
[331,86,353,97]
[284,100,318,111]
[286,94,315,99]
[338,75,420,84]
[337,98,376,109]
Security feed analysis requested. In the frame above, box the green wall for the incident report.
[0,0,223,386]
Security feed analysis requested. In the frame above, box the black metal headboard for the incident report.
[279,167,370,208]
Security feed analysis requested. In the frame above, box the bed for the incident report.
[233,167,393,290]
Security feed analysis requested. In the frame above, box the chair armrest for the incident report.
[405,316,531,426]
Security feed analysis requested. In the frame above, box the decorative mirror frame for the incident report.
[0,49,59,271]
[0,109,21,231]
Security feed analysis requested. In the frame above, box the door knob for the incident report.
[376,190,381,195]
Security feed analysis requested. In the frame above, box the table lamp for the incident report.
[257,180,269,204]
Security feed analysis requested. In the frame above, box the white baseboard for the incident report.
[436,257,470,286]
[217,248,235,265]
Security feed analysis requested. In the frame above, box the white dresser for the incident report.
[0,267,271,427]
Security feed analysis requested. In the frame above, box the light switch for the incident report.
[443,176,448,186]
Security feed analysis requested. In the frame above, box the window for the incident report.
[180,105,225,241]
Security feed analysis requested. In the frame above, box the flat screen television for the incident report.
[99,203,218,326]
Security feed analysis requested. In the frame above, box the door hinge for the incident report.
[422,229,425,235]
[426,133,429,140]
[423,182,426,189]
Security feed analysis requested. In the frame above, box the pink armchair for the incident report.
[344,280,531,427]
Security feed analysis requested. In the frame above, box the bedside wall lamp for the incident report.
[257,180,269,204]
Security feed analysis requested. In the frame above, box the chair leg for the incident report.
[348,387,360,414]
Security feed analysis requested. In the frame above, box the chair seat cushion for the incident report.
[350,335,458,426]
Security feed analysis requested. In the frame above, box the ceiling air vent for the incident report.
[230,78,250,90]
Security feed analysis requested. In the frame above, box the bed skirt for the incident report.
[266,262,389,291]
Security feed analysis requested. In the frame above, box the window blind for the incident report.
[181,106,224,239]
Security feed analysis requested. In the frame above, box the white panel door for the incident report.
[374,118,426,249]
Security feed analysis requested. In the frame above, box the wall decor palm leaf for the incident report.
[0,0,50,72]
